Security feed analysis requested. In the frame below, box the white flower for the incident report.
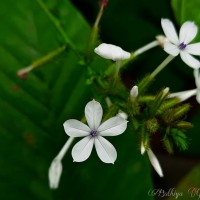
[141,142,163,177]
[147,149,164,177]
[63,100,128,164]
[130,85,138,98]
[48,158,63,189]
[161,18,200,69]
[169,69,200,103]
[94,43,131,61]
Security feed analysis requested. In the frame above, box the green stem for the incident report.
[94,6,104,29]
[114,61,121,78]
[150,55,174,78]
[36,0,76,51]
[85,5,104,61]
[56,137,74,160]
[105,40,159,77]
[32,45,67,69]
[134,40,159,56]
[17,45,67,78]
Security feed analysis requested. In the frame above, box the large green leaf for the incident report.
[0,0,153,199]
[171,0,200,41]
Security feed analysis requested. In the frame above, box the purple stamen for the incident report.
[90,130,97,137]
[178,42,187,50]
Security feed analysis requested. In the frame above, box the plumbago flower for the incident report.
[161,18,200,69]
[63,100,128,163]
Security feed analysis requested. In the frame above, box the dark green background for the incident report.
[0,0,200,199]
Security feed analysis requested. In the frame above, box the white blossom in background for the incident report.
[130,85,138,98]
[161,18,200,69]
[49,158,63,189]
[169,69,200,103]
[63,100,128,164]
[141,142,163,177]
[94,43,130,61]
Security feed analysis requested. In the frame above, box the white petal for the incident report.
[194,69,200,88]
[179,21,198,44]
[63,119,90,137]
[163,42,180,56]
[94,43,130,61]
[130,85,138,98]
[186,43,200,55]
[169,89,197,102]
[196,90,200,104]
[180,51,200,69]
[147,149,163,177]
[85,99,103,130]
[161,19,179,45]
[141,142,146,155]
[48,158,62,189]
[94,136,117,163]
[98,116,128,136]
[72,136,94,162]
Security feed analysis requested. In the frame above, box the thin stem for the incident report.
[115,61,121,78]
[105,40,160,77]
[56,137,74,161]
[32,45,67,69]
[105,97,112,108]
[17,45,67,78]
[36,0,75,50]
[94,6,104,29]
[134,40,159,56]
[85,5,104,61]
[150,55,175,78]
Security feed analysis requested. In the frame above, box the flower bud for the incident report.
[48,158,63,189]
[94,43,130,61]
[130,85,138,98]
[141,141,146,155]
[99,0,109,10]
[17,65,33,80]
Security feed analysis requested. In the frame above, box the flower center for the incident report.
[90,130,97,137]
[178,42,187,50]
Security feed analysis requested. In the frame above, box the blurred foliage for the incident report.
[167,164,200,200]
[0,0,159,199]
[1,0,200,199]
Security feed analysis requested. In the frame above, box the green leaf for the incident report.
[0,0,153,199]
[167,164,200,200]
[171,0,200,41]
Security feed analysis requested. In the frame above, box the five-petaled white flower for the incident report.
[94,43,130,61]
[63,100,128,164]
[161,18,200,69]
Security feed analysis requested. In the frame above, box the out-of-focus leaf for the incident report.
[0,0,154,200]
[171,0,200,41]
[167,164,200,200]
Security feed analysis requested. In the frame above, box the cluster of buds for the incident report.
[48,17,200,188]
